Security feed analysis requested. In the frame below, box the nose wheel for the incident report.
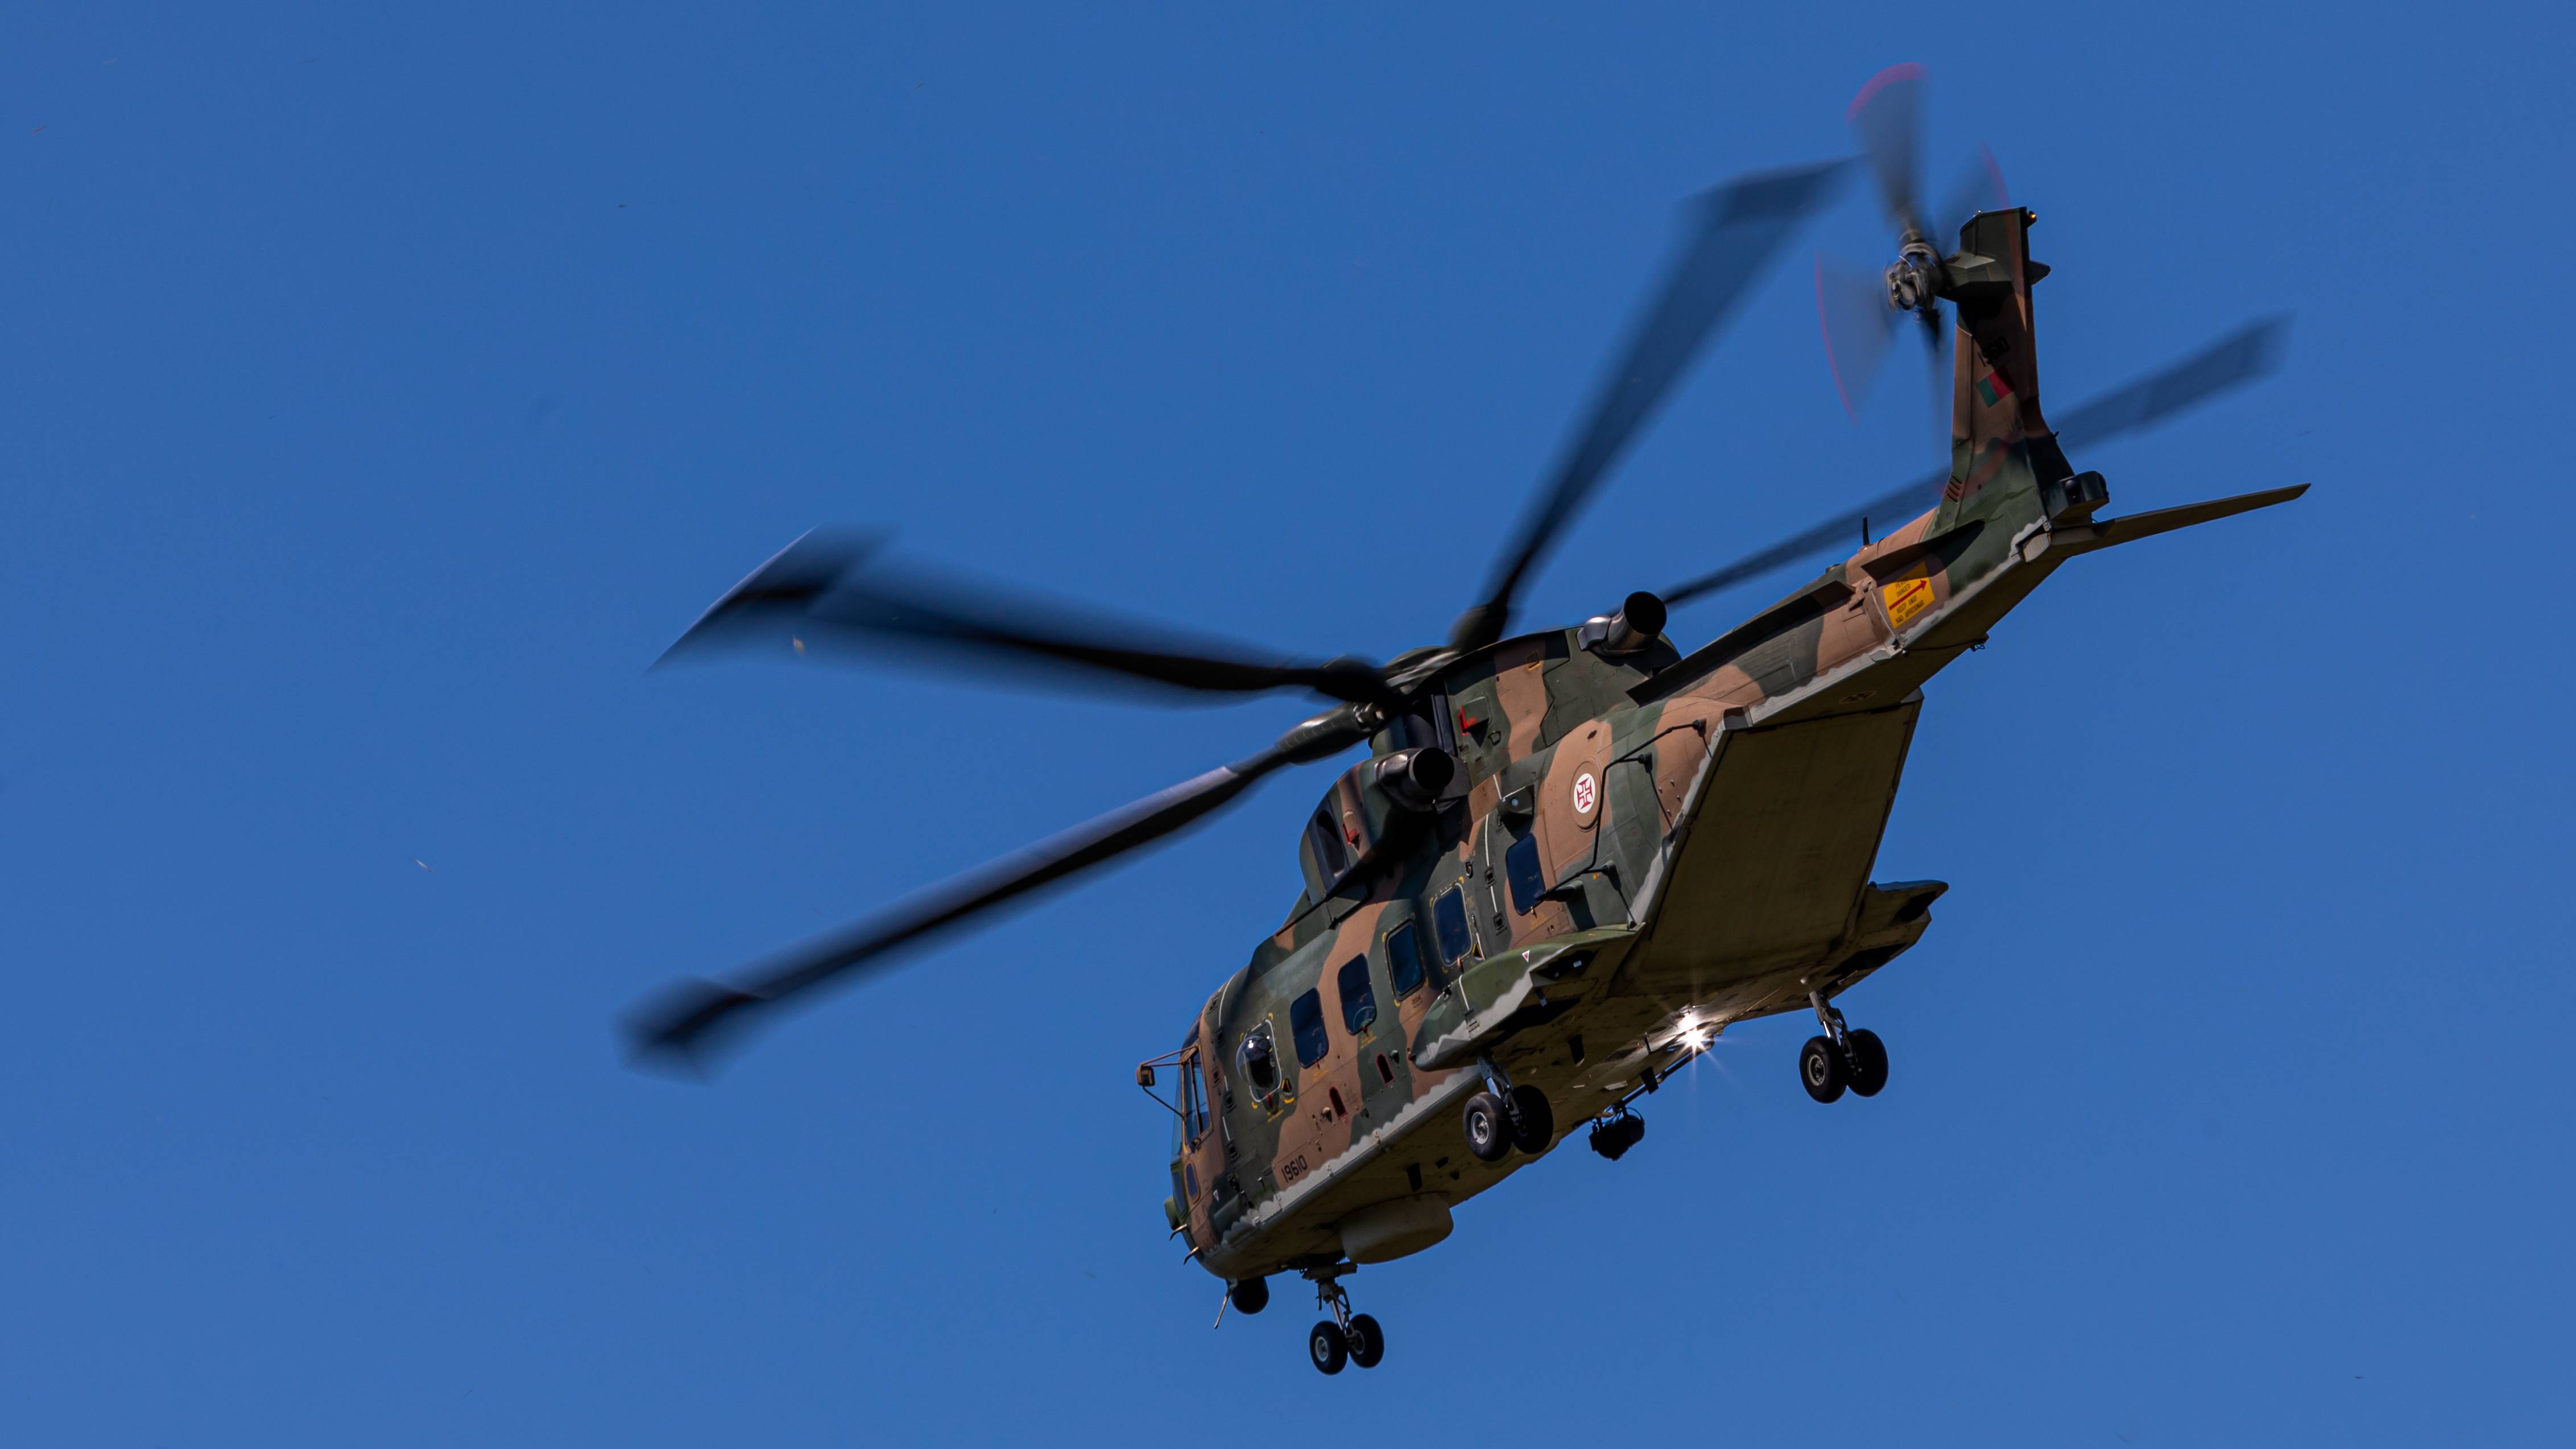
[1301,1264,1386,1374]
[1801,991,1889,1103]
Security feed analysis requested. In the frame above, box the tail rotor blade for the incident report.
[1816,251,1901,419]
[1932,145,2010,247]
[1848,63,1928,233]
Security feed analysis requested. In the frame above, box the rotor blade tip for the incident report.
[621,978,766,1074]
[1847,61,1927,121]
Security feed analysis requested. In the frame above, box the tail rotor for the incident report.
[1817,65,2008,453]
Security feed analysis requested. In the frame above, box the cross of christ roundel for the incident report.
[1572,771,1598,818]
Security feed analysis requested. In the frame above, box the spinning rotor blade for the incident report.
[1449,158,1849,651]
[661,530,1395,707]
[623,708,1374,1068]
[2050,316,2291,448]
[1849,63,1928,236]
[1932,146,2010,249]
[1834,67,2000,454]
[1660,473,1946,606]
[1661,315,2291,606]
[1816,251,1903,418]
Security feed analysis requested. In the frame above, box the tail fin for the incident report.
[1934,207,2075,531]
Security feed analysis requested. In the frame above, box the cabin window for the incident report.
[1308,805,1350,879]
[1337,956,1377,1034]
[1179,1050,1209,1145]
[1505,831,1547,914]
[1387,920,1427,997]
[1432,885,1474,965]
[1289,990,1330,1067]
[1237,1023,1280,1097]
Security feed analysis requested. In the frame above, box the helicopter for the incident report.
[625,65,2302,1376]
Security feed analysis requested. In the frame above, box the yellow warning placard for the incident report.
[1880,574,1936,629]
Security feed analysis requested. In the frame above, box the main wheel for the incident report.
[1845,1028,1889,1097]
[1800,1035,1847,1103]
[1461,1091,1513,1162]
[1308,1320,1349,1374]
[1346,1312,1386,1369]
[1507,1085,1556,1153]
[1228,1276,1269,1315]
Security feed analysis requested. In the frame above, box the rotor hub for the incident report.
[1884,237,1942,319]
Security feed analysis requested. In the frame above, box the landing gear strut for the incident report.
[1302,1264,1384,1375]
[1801,990,1889,1103]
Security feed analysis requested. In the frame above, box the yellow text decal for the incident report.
[1880,573,1936,629]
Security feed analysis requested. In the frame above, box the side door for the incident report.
[1341,943,1402,1124]
[1176,1036,1232,1245]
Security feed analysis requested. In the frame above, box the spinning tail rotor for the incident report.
[1816,64,2008,449]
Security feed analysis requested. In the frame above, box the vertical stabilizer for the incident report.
[1936,208,2078,530]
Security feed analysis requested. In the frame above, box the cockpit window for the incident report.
[1289,989,1329,1067]
[1179,1050,1208,1145]
[1308,806,1350,880]
[1505,831,1547,914]
[1432,885,1473,965]
[1387,920,1426,997]
[1337,956,1377,1034]
[1237,1023,1280,1097]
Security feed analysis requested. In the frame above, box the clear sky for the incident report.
[5,3,2569,1444]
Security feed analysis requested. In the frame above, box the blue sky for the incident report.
[5,3,2569,1444]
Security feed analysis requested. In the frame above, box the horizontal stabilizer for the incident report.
[2049,484,2308,558]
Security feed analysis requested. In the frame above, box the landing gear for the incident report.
[1346,1313,1385,1368]
[1589,1109,1645,1160]
[1462,1056,1557,1161]
[1507,1085,1555,1153]
[1800,1035,1846,1103]
[1802,991,1889,1103]
[1302,1264,1385,1375]
[1461,1091,1512,1162]
[1227,1276,1269,1315]
[1846,1028,1889,1097]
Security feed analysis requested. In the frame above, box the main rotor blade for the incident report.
[1660,473,1945,605]
[1449,158,1849,650]
[661,531,1395,707]
[2049,315,2291,448]
[1660,315,2291,606]
[622,709,1372,1070]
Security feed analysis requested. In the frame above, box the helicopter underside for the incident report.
[1196,704,1947,1283]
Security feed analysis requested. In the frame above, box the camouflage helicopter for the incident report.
[628,66,2301,1376]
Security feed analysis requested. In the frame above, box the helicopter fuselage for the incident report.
[1159,207,2302,1287]
[1161,476,2039,1280]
